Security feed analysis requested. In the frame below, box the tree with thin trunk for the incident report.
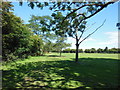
[51,11,106,62]
[54,36,71,56]
[20,1,118,62]
[47,1,116,62]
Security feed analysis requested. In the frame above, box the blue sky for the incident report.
[12,2,119,49]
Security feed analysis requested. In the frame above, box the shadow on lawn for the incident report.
[47,55,61,57]
[2,57,119,89]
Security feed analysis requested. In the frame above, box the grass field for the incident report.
[2,53,120,89]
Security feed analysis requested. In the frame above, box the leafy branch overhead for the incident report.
[22,1,118,38]
[20,1,118,21]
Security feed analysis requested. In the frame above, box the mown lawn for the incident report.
[1,53,120,89]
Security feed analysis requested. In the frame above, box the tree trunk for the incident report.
[60,50,61,57]
[75,39,79,62]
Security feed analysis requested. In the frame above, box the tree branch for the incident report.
[76,13,86,18]
[84,2,114,20]
[61,3,103,16]
[79,19,106,45]
[78,30,84,42]
[84,22,96,32]
[78,22,96,43]
[61,1,115,24]
[54,2,73,11]
[72,35,76,39]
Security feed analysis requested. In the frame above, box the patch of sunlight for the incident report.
[16,83,22,87]
[62,80,84,88]
[24,77,35,81]
[2,65,16,70]
[64,67,70,70]
[53,76,65,81]
[32,81,48,86]
[85,87,92,89]
[98,82,105,86]
[58,68,64,71]
[49,73,58,77]
[74,73,80,76]
[44,77,51,81]
[44,74,65,81]
[49,74,65,80]
[50,81,63,88]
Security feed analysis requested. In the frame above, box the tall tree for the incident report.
[28,15,57,41]
[54,36,71,56]
[28,15,60,53]
[97,48,103,53]
[104,47,109,53]
[90,48,96,53]
[28,15,52,37]
[51,11,105,62]
[30,35,44,56]
[2,2,34,60]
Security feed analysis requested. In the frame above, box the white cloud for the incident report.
[84,37,96,42]
[98,31,118,46]
[67,37,76,49]
[66,31,119,49]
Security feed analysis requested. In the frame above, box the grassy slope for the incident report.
[2,53,120,89]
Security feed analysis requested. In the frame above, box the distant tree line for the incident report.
[62,47,120,53]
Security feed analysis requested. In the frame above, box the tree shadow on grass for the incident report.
[47,55,61,57]
[2,57,120,89]
[47,55,66,57]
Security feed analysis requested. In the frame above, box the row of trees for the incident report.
[2,2,71,61]
[63,47,120,53]
[63,48,83,53]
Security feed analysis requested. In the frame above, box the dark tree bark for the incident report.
[60,50,62,57]
[75,38,79,62]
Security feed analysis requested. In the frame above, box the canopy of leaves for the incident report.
[54,36,71,52]
[24,1,116,39]
[2,2,44,61]
[28,15,57,42]
[25,1,116,22]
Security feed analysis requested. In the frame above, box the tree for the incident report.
[90,48,96,53]
[51,10,106,62]
[97,48,103,53]
[2,2,34,61]
[109,48,118,53]
[84,49,91,53]
[49,1,116,62]
[63,48,71,53]
[28,15,58,53]
[28,15,52,36]
[70,49,76,53]
[54,36,71,56]
[2,2,44,61]
[43,40,54,53]
[30,35,44,56]
[20,1,118,62]
[104,47,109,53]
[79,49,83,53]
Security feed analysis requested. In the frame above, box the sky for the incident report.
[12,2,119,50]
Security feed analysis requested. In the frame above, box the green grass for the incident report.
[2,53,120,89]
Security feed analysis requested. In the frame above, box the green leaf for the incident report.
[28,2,34,9]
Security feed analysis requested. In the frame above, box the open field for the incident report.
[2,53,120,89]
